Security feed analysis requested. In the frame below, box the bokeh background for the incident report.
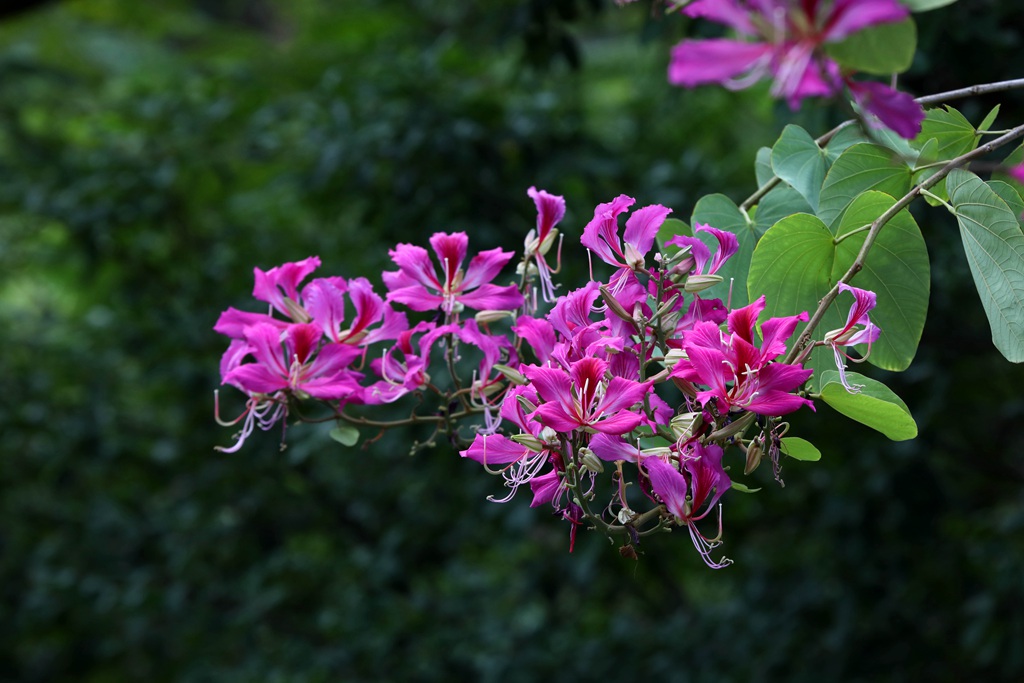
[3,1,1024,681]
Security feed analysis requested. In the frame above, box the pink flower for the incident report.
[526,186,567,302]
[524,357,652,435]
[669,0,916,125]
[303,276,407,346]
[643,443,732,568]
[672,295,814,415]
[224,323,362,401]
[581,195,672,307]
[462,386,562,503]
[252,256,322,320]
[666,222,740,287]
[824,282,881,393]
[383,232,524,316]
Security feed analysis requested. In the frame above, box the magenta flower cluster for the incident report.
[213,185,880,566]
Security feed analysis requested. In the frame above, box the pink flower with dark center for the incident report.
[224,323,363,401]
[383,232,524,317]
[524,357,652,435]
[672,295,814,415]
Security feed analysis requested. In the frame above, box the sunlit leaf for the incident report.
[329,425,360,447]
[780,437,821,461]
[819,370,918,441]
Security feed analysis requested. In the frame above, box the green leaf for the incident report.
[947,168,1024,362]
[753,184,812,236]
[329,425,360,447]
[780,437,821,462]
[690,194,759,308]
[819,370,918,441]
[826,18,916,74]
[817,143,912,229]
[989,180,1024,226]
[824,124,867,162]
[755,146,774,187]
[771,125,828,212]
[748,191,929,385]
[901,0,958,11]
[729,482,762,494]
[911,106,979,160]
[656,217,691,255]
[831,191,930,371]
[978,104,1000,133]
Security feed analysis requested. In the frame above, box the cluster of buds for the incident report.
[214,186,879,567]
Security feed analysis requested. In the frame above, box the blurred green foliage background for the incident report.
[2,1,1024,681]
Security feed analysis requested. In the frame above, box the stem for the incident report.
[915,78,1024,106]
[833,223,871,244]
[783,122,1024,365]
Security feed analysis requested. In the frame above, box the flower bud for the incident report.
[539,426,560,446]
[662,348,688,370]
[511,433,546,452]
[515,262,539,277]
[670,411,702,441]
[599,284,636,325]
[492,363,528,386]
[516,394,538,414]
[475,309,514,325]
[578,446,604,474]
[683,273,723,293]
[744,437,763,475]
[523,228,539,256]
[709,410,756,441]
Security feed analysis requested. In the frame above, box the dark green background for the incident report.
[2,1,1023,680]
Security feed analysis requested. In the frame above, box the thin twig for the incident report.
[915,78,1024,107]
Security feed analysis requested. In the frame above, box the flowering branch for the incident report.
[785,121,1024,366]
